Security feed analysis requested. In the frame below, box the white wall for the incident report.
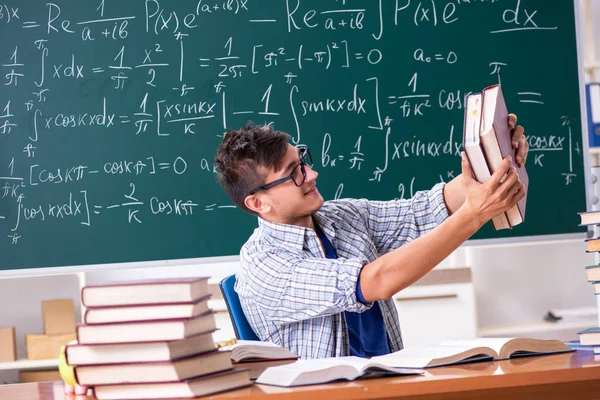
[589,0,600,64]
[470,240,596,328]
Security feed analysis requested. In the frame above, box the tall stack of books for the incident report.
[576,211,600,353]
[65,277,252,399]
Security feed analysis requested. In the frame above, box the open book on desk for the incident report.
[255,356,422,387]
[370,337,574,369]
[218,340,299,380]
[255,338,573,386]
[219,340,298,362]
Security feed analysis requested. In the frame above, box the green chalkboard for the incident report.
[0,0,588,270]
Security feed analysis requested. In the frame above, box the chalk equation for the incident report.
[0,0,584,253]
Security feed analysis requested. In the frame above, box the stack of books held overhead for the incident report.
[66,278,252,400]
[463,84,529,230]
[576,210,600,352]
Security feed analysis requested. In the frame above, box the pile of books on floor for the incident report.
[66,277,252,399]
[576,211,600,354]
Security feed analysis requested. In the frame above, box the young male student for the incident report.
[214,116,528,359]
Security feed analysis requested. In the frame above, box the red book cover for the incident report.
[482,84,529,223]
[75,310,216,345]
[81,277,209,307]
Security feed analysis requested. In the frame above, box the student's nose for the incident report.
[305,165,318,182]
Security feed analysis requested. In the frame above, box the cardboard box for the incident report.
[42,299,76,335]
[19,369,61,383]
[25,332,76,360]
[0,327,17,362]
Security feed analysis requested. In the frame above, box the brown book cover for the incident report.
[480,84,529,226]
[81,277,209,307]
[74,349,232,386]
[92,368,252,400]
[76,311,216,345]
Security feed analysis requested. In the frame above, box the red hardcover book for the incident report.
[463,92,511,230]
[81,277,209,307]
[74,350,232,386]
[76,311,216,344]
[480,84,529,226]
[65,330,217,366]
[83,295,211,324]
[92,368,252,400]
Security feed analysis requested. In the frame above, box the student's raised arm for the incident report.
[359,152,525,302]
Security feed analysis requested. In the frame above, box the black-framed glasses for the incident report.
[248,147,313,195]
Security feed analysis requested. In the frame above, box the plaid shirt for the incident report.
[236,182,449,359]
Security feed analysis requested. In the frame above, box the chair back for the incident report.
[219,275,260,341]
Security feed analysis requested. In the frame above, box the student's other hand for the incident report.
[508,113,528,168]
[460,151,525,226]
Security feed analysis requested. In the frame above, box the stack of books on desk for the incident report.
[577,211,600,352]
[65,277,252,399]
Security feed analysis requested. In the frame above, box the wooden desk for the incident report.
[3,350,600,400]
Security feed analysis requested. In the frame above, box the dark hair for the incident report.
[214,122,290,215]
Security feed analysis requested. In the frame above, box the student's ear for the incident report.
[244,194,271,214]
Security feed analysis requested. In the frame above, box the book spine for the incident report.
[491,214,510,231]
[493,86,527,223]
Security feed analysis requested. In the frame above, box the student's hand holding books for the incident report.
[462,87,529,229]
[460,151,525,227]
[508,113,529,168]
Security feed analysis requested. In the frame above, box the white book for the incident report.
[255,356,421,387]
[370,344,493,368]
[257,338,572,386]
[370,337,573,369]
[219,340,298,362]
